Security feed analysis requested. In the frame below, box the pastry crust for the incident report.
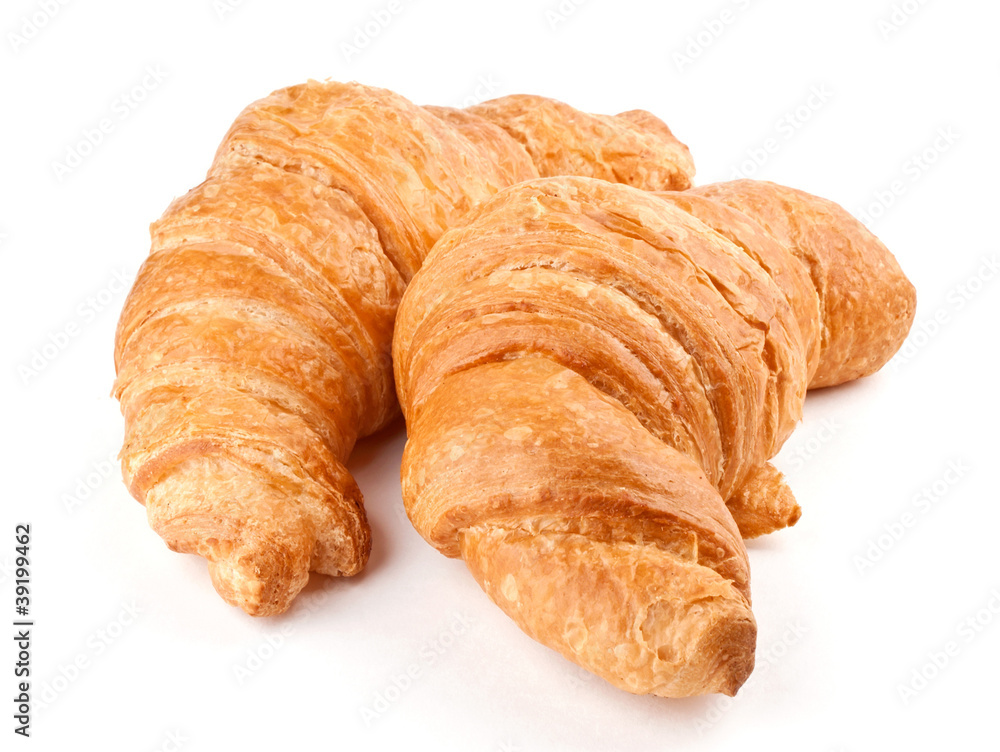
[114,81,697,615]
[115,161,393,613]
[403,357,755,697]
[467,95,695,191]
[688,180,916,387]
[394,175,915,694]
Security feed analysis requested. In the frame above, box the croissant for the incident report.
[393,176,916,696]
[113,81,695,615]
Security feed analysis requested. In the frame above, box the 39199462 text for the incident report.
[13,524,32,738]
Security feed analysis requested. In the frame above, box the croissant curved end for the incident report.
[460,525,756,697]
[142,456,368,616]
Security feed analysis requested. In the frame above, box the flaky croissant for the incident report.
[113,81,695,615]
[393,176,915,696]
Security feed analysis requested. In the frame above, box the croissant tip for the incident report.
[206,548,307,618]
[711,617,757,696]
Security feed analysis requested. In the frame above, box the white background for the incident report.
[2,0,998,749]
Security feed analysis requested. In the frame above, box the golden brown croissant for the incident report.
[393,176,915,696]
[113,81,695,615]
